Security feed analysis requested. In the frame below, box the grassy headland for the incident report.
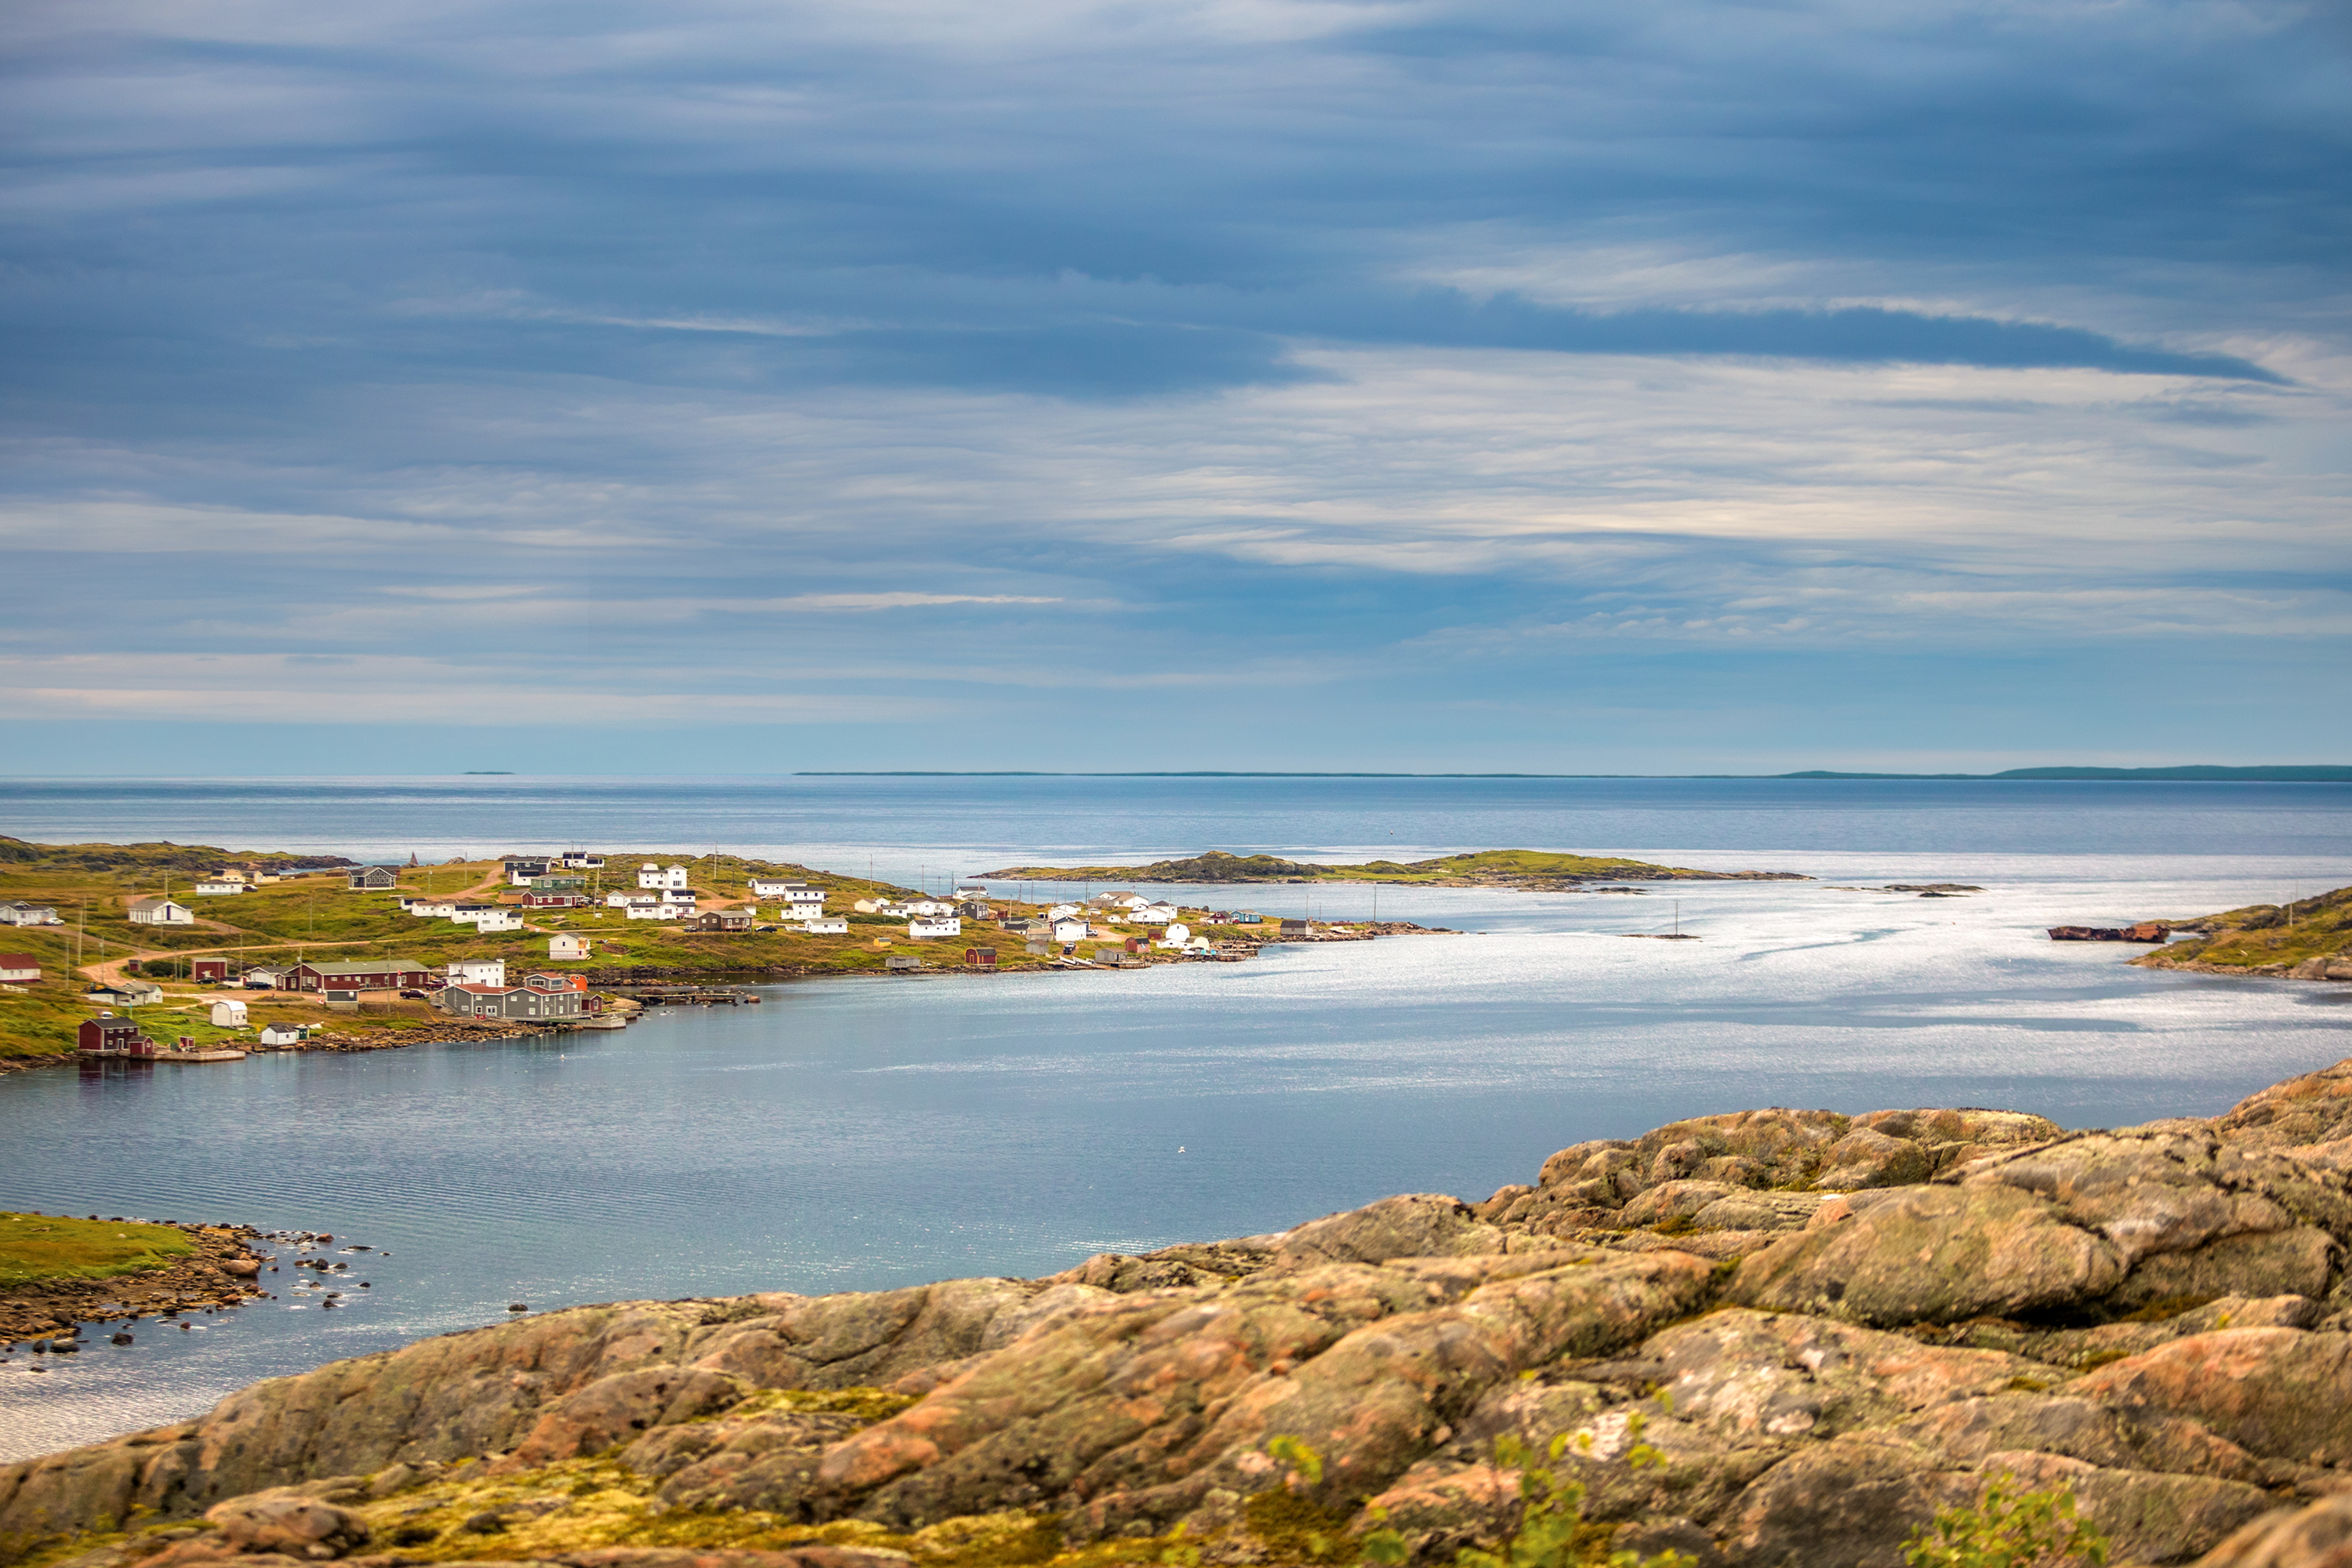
[975,847,1806,887]
[2133,883,2352,977]
[0,1213,194,1287]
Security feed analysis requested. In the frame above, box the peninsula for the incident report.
[0,838,1421,1068]
[13,1057,2352,1567]
[976,848,1808,888]
[2132,883,2352,980]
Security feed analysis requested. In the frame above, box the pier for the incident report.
[599,983,764,1007]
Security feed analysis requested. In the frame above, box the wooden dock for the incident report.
[599,984,763,1007]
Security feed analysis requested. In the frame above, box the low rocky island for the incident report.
[977,849,1809,890]
[19,1059,2352,1566]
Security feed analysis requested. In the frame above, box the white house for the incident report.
[661,887,699,906]
[909,916,963,939]
[748,877,793,897]
[955,886,987,898]
[1155,920,1193,950]
[1051,917,1089,944]
[798,917,848,936]
[410,898,458,918]
[637,863,690,890]
[626,901,681,920]
[244,967,285,989]
[448,959,506,987]
[475,910,523,934]
[448,902,499,924]
[209,999,249,1027]
[851,898,883,914]
[785,886,825,915]
[549,933,591,959]
[0,902,61,926]
[257,1022,307,1046]
[906,899,952,917]
[604,891,635,907]
[1045,903,1082,922]
[192,877,249,897]
[1134,902,1180,924]
[561,853,604,869]
[127,896,195,926]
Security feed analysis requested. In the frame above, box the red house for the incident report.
[191,958,229,983]
[78,1015,156,1054]
[283,959,436,992]
[964,946,998,971]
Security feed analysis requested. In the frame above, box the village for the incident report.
[0,841,1437,1068]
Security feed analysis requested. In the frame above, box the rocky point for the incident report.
[18,1060,2352,1566]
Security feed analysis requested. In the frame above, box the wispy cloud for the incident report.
[0,0,2344,764]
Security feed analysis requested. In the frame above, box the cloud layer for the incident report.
[2,0,2346,769]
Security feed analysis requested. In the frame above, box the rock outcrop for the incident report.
[19,1064,2352,1567]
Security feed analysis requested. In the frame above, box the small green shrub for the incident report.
[1261,1415,1692,1568]
[1903,1475,2108,1568]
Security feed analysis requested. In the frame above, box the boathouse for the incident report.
[78,1014,155,1054]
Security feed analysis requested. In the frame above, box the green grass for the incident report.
[2142,884,2352,972]
[0,1212,195,1286]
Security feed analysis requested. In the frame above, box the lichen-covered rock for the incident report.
[2215,1060,2352,1149]
[27,1062,2352,1568]
[1272,1194,1506,1265]
[198,1489,371,1557]
[2074,1328,2352,1466]
[2194,1493,2352,1566]
[1729,1185,2125,1325]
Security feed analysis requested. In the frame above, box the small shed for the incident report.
[258,1022,307,1045]
[550,933,591,959]
[209,999,249,1026]
[964,947,998,970]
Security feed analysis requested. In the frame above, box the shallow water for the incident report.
[2,780,2349,1460]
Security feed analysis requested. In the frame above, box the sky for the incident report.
[2,0,2347,775]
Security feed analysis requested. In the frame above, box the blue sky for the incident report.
[2,0,2346,774]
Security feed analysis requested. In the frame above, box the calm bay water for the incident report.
[2,775,2350,1460]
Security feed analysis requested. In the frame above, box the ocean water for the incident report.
[1,775,2349,1461]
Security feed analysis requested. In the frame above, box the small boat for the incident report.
[156,1048,248,1062]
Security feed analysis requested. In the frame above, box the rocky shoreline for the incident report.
[19,1060,2352,1565]
[0,1225,270,1344]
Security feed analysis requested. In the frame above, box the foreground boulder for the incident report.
[15,1061,2352,1567]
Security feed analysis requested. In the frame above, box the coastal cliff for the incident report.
[18,1063,2352,1566]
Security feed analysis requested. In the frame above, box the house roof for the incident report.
[0,953,38,967]
[300,960,425,976]
[125,895,183,909]
[450,983,519,996]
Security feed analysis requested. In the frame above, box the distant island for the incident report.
[976,848,1806,887]
[800,765,2352,780]
[1775,765,2352,782]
